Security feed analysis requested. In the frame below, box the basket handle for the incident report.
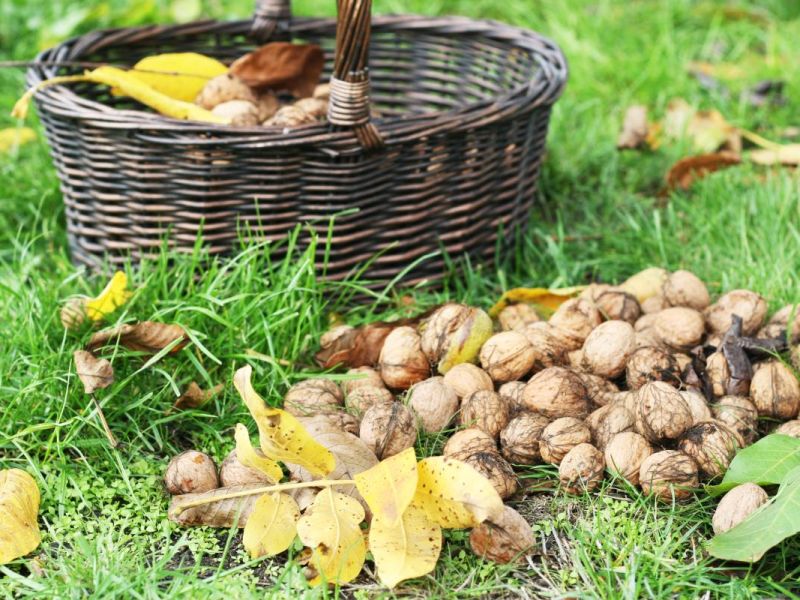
[251,0,383,150]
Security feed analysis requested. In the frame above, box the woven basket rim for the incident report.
[27,14,567,151]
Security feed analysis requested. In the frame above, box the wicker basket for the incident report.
[28,0,567,285]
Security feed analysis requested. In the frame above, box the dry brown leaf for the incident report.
[688,110,741,154]
[664,152,741,192]
[617,105,649,150]
[230,42,324,98]
[171,382,224,412]
[287,416,378,505]
[73,350,114,394]
[168,484,264,528]
[748,144,800,166]
[87,321,188,354]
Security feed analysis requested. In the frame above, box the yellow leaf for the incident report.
[619,267,669,303]
[488,286,586,319]
[85,271,132,321]
[243,492,300,558]
[688,109,740,154]
[354,447,417,526]
[12,67,228,124]
[296,488,366,586]
[414,456,504,529]
[369,502,442,589]
[0,469,41,564]
[748,144,800,166]
[0,127,36,153]
[233,366,335,477]
[120,53,228,102]
[234,424,283,483]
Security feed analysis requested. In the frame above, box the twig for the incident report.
[91,395,119,449]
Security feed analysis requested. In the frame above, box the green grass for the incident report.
[2,0,800,597]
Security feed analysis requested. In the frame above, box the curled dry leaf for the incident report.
[73,350,114,394]
[664,152,740,192]
[0,469,41,564]
[87,321,188,354]
[354,447,418,525]
[617,105,650,150]
[168,484,264,528]
[488,286,586,319]
[243,492,301,558]
[171,382,224,412]
[296,488,367,586]
[230,42,325,98]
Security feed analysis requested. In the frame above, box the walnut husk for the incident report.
[522,367,589,419]
[585,403,635,450]
[635,381,693,443]
[639,450,699,502]
[653,307,705,351]
[540,417,592,465]
[284,378,343,417]
[408,377,459,433]
[479,331,535,383]
[581,320,636,378]
[662,270,710,310]
[712,396,759,445]
[378,326,431,390]
[625,346,681,390]
[345,385,394,415]
[604,432,653,485]
[559,443,605,494]
[444,428,498,461]
[705,289,768,336]
[442,363,494,399]
[359,402,417,459]
[164,450,219,495]
[549,298,602,343]
[499,412,550,465]
[776,420,800,438]
[712,483,769,534]
[749,360,800,419]
[469,505,536,564]
[498,303,541,332]
[594,290,641,324]
[464,452,519,499]
[459,390,511,438]
[678,420,744,478]
[219,450,271,487]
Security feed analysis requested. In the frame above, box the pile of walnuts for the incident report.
[301,269,800,510]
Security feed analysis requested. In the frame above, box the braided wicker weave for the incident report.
[27,0,567,285]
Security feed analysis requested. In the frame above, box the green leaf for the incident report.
[708,466,800,562]
[706,434,800,495]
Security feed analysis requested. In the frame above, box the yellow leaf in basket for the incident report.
[118,53,228,102]
[0,127,36,154]
[488,286,586,319]
[12,67,228,124]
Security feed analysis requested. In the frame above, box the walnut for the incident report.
[575,372,622,407]
[518,322,571,369]
[581,320,636,378]
[378,326,431,390]
[540,417,591,465]
[619,267,669,303]
[678,420,744,478]
[594,290,641,324]
[712,396,759,445]
[313,83,331,99]
[419,304,492,373]
[164,450,219,495]
[498,381,526,412]
[675,353,703,388]
[549,298,602,343]
[653,307,705,351]
[469,505,536,564]
[459,391,510,438]
[662,270,710,310]
[498,303,541,332]
[750,360,800,419]
[195,73,257,109]
[604,432,653,485]
[219,450,271,487]
[680,389,713,424]
[705,290,768,336]
[444,428,497,461]
[284,378,343,417]
[776,420,800,438]
[442,363,494,398]
[464,452,519,499]
[408,377,459,433]
[341,366,385,395]
[566,349,584,370]
[625,346,681,390]
[705,351,750,398]
[319,325,353,350]
[635,381,693,443]
[641,294,668,314]
[264,105,316,127]
[522,367,589,419]
[545,325,585,352]
[499,412,550,465]
[320,411,361,436]
[359,402,417,459]
[479,331,535,383]
[585,403,635,450]
[211,100,260,126]
[580,283,614,302]
[254,92,280,122]
[345,385,393,415]
[759,304,800,343]
[639,450,699,502]
[293,97,328,120]
[712,483,769,534]
[558,443,605,494]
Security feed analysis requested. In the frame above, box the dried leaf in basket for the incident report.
[230,42,325,98]
[664,152,741,192]
[120,53,229,103]
[87,322,188,354]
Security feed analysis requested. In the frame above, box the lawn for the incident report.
[2,0,800,597]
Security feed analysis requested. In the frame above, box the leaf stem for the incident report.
[173,479,357,513]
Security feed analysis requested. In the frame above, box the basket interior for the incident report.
[51,19,541,120]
